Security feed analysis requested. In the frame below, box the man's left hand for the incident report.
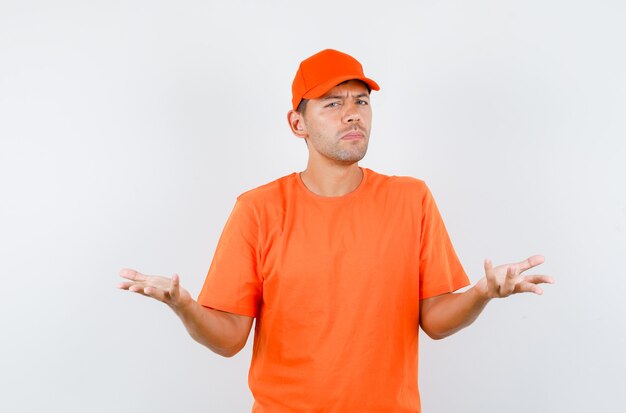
[476,255,554,299]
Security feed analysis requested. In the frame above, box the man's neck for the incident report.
[300,161,363,197]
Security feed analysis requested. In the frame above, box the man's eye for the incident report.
[357,100,369,105]
[326,102,340,108]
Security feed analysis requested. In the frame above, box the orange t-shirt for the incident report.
[198,168,469,412]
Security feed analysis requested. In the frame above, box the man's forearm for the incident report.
[419,256,552,340]
[419,286,491,340]
[118,269,254,357]
[174,301,252,357]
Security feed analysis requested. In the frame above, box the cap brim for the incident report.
[302,75,380,100]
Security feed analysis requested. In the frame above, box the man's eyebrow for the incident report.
[320,93,370,100]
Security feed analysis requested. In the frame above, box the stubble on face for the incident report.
[305,124,370,164]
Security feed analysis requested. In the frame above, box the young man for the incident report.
[119,49,553,412]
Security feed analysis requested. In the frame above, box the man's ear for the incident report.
[287,110,307,139]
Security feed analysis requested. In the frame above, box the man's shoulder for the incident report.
[365,168,429,194]
[236,173,298,204]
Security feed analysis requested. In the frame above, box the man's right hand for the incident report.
[118,269,192,314]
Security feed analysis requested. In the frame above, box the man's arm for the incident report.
[419,255,553,340]
[118,269,253,357]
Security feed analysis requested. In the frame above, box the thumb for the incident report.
[169,273,181,300]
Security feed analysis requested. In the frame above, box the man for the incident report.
[118,49,553,412]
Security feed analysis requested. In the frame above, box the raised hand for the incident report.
[476,255,554,299]
[118,268,193,313]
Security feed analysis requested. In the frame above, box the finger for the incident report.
[484,259,496,291]
[128,284,146,293]
[118,281,135,290]
[500,266,518,296]
[169,274,180,300]
[144,286,167,301]
[119,268,147,282]
[514,281,543,295]
[124,284,151,299]
[517,255,545,273]
[523,275,555,285]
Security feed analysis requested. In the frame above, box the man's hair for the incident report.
[295,80,371,115]
[296,99,308,114]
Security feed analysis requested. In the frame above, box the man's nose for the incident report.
[343,103,361,123]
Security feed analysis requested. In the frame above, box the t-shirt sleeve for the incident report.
[419,184,470,299]
[197,198,262,317]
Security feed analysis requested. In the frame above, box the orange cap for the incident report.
[291,49,380,110]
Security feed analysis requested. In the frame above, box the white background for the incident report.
[1,1,625,412]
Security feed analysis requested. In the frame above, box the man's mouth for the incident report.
[341,131,365,141]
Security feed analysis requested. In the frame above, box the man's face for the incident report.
[300,80,372,165]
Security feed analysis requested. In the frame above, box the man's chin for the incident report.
[336,151,367,165]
